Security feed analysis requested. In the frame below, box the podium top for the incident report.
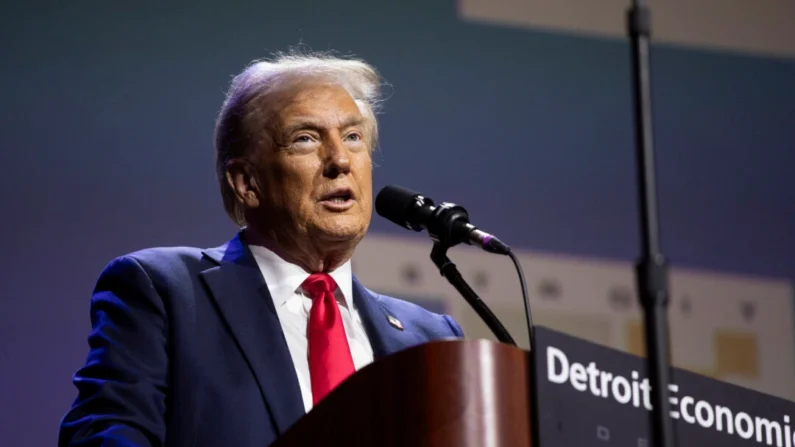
[273,338,533,447]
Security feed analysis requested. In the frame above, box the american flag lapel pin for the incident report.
[387,315,403,330]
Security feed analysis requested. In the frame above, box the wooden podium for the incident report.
[272,339,533,447]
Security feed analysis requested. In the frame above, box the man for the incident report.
[58,52,465,447]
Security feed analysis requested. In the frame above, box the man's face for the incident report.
[249,83,373,249]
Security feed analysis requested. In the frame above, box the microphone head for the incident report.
[375,185,429,231]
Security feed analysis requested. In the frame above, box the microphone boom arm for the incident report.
[430,243,517,346]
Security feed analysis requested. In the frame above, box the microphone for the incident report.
[375,185,511,255]
[376,184,535,349]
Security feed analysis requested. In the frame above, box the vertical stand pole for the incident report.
[626,1,676,446]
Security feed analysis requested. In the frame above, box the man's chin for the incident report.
[312,221,369,244]
[317,229,365,244]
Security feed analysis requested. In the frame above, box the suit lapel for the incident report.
[352,275,421,359]
[199,232,305,433]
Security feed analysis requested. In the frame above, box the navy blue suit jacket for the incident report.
[59,232,464,446]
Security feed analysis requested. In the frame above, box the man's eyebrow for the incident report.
[339,116,367,129]
[282,116,367,135]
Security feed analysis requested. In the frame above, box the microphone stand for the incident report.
[430,243,517,346]
[626,1,676,446]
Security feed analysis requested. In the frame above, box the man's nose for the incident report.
[322,135,351,178]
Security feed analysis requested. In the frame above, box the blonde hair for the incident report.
[214,50,384,226]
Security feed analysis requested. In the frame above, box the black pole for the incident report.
[626,1,676,446]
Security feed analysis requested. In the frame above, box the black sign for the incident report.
[532,326,795,447]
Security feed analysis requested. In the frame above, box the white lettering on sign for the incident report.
[546,345,794,446]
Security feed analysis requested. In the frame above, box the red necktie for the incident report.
[302,273,356,405]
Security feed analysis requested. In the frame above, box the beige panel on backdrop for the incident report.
[353,234,795,401]
[458,0,795,59]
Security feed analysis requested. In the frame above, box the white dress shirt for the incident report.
[248,244,375,412]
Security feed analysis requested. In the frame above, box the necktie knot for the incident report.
[302,273,337,299]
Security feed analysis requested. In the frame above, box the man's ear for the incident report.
[225,159,261,209]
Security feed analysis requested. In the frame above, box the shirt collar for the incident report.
[248,244,353,310]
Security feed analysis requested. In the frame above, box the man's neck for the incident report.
[244,228,354,273]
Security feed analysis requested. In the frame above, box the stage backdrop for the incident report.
[1,1,793,445]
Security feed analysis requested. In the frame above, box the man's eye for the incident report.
[294,135,313,143]
[345,133,362,141]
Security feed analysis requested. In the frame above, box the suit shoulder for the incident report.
[368,291,437,316]
[124,246,205,268]
[367,289,465,337]
[98,245,208,286]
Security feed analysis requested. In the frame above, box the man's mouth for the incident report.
[325,193,351,203]
[319,188,355,209]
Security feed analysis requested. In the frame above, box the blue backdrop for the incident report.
[1,1,793,445]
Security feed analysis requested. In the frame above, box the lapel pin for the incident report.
[387,315,404,330]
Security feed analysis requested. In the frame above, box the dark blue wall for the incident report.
[1,1,793,444]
